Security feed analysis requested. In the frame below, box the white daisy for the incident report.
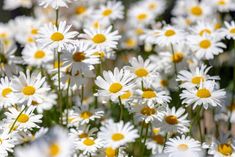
[95,68,135,101]
[0,77,15,108]
[0,129,16,157]
[3,0,33,10]
[180,81,226,109]
[223,21,235,40]
[98,120,139,148]
[37,21,78,51]
[38,0,76,9]
[164,135,202,157]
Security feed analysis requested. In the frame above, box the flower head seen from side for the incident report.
[0,129,16,157]
[164,135,202,157]
[38,0,75,9]
[79,26,121,51]
[98,120,139,148]
[223,21,235,40]
[0,76,15,108]
[37,21,78,51]
[180,81,226,109]
[95,68,135,101]
[11,70,50,106]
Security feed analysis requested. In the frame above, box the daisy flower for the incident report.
[5,106,42,131]
[0,77,15,108]
[188,34,226,60]
[146,134,165,155]
[11,70,50,106]
[37,21,78,51]
[22,43,53,67]
[223,21,235,40]
[76,136,104,155]
[164,135,202,157]
[61,41,100,75]
[98,120,139,148]
[79,26,121,51]
[3,0,32,10]
[207,0,235,12]
[157,107,190,133]
[95,68,135,101]
[141,0,166,16]
[95,1,124,21]
[154,25,185,47]
[177,64,220,89]
[38,0,76,9]
[0,130,16,157]
[33,92,57,113]
[180,81,226,109]
[125,56,158,82]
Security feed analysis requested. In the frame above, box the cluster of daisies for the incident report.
[1,0,235,156]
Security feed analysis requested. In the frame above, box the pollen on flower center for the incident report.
[83,138,95,146]
[73,52,86,62]
[2,87,12,97]
[160,79,168,87]
[191,76,204,84]
[50,32,64,41]
[196,88,211,98]
[149,3,157,10]
[165,115,178,125]
[141,106,156,116]
[22,86,36,95]
[199,39,211,49]
[199,29,211,36]
[17,113,29,123]
[177,144,189,151]
[152,135,165,145]
[191,6,203,16]
[230,28,235,34]
[120,90,132,99]
[135,68,149,77]
[142,90,156,99]
[105,147,116,157]
[80,111,92,119]
[79,133,88,138]
[102,9,113,16]
[34,50,45,59]
[112,133,125,141]
[109,83,123,93]
[218,144,233,156]
[164,29,176,37]
[172,52,184,63]
[49,143,60,156]
[217,0,226,5]
[92,34,106,44]
[137,13,148,20]
[31,28,38,35]
[75,6,87,15]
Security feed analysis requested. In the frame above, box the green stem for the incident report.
[57,51,62,124]
[170,44,178,76]
[81,85,84,104]
[142,123,149,156]
[8,106,27,134]
[118,96,123,121]
[66,78,70,126]
[55,9,59,27]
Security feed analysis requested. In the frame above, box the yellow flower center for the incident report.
[165,115,178,125]
[142,90,156,99]
[31,101,39,106]
[102,9,113,16]
[75,6,87,15]
[112,133,124,141]
[105,147,116,157]
[120,90,132,100]
[27,37,35,43]
[125,38,136,47]
[199,29,211,36]
[141,106,156,116]
[54,61,63,69]
[92,34,106,44]
[172,52,184,63]
[0,33,7,38]
[191,76,204,84]
[148,3,157,10]
[196,88,211,98]
[80,111,92,119]
[17,113,29,123]
[152,135,164,145]
[135,68,149,77]
[217,0,226,5]
[34,50,45,59]
[2,88,12,97]
[214,23,221,30]
[218,144,233,156]
[22,86,36,95]
[199,39,211,49]
[135,28,144,35]
[73,52,85,62]
[164,29,176,37]
[230,28,235,34]
[93,51,105,58]
[49,143,60,156]
[79,133,88,138]
[31,28,38,35]
[137,13,148,21]
[160,80,168,87]
[177,144,189,151]
[109,83,123,93]
[50,32,64,41]
[191,6,203,16]
[83,138,95,146]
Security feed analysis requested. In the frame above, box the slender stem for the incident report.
[55,9,59,27]
[8,106,27,134]
[170,43,178,77]
[81,85,84,104]
[163,132,168,149]
[66,78,70,126]
[57,51,62,124]
[198,118,203,143]
[141,80,144,90]
[142,123,149,156]
[118,96,123,121]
